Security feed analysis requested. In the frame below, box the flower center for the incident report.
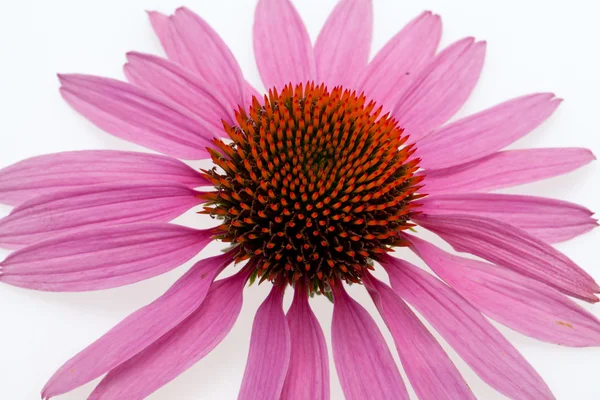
[202,83,423,291]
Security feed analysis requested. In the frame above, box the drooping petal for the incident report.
[363,273,475,400]
[422,148,595,194]
[380,254,555,400]
[41,251,234,399]
[314,0,372,88]
[0,150,208,206]
[421,193,597,243]
[0,182,202,248]
[147,8,246,109]
[59,74,215,159]
[392,37,486,143]
[253,0,315,90]
[417,93,562,170]
[407,234,600,347]
[239,284,290,400]
[280,281,330,400]
[331,283,408,400]
[0,224,214,291]
[88,266,252,400]
[124,52,235,130]
[414,214,600,302]
[357,11,441,111]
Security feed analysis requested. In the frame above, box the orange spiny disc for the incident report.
[202,82,423,290]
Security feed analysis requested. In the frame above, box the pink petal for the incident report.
[253,0,315,90]
[280,282,330,400]
[124,52,235,130]
[147,8,246,109]
[421,193,597,243]
[380,254,555,400]
[41,251,234,399]
[0,182,202,248]
[363,273,475,400]
[392,38,486,143]
[59,74,215,160]
[414,214,600,302]
[331,283,408,400]
[0,223,214,291]
[417,93,562,169]
[422,148,595,194]
[357,11,441,112]
[314,0,372,88]
[407,234,600,347]
[245,83,264,107]
[239,284,291,400]
[0,150,208,207]
[88,266,251,400]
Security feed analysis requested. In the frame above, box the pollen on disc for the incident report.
[201,82,424,292]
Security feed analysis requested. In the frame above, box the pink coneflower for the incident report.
[0,0,598,399]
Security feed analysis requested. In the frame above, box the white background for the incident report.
[1,0,600,399]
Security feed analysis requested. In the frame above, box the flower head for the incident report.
[0,0,598,399]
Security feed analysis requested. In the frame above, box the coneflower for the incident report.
[0,1,598,399]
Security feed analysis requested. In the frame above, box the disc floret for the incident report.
[202,82,423,292]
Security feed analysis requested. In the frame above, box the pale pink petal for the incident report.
[380,254,555,400]
[407,234,600,347]
[314,0,372,88]
[357,11,441,111]
[414,214,600,302]
[331,283,408,400]
[239,284,290,400]
[392,38,486,143]
[245,83,264,106]
[422,148,595,194]
[41,251,234,399]
[363,273,475,400]
[280,282,330,400]
[148,8,246,108]
[0,150,208,206]
[124,52,235,130]
[421,193,597,243]
[417,93,562,169]
[59,74,215,159]
[88,266,251,400]
[0,224,214,291]
[254,0,316,90]
[0,182,202,248]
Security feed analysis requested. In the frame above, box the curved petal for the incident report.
[88,266,252,400]
[124,52,235,131]
[281,281,330,400]
[363,273,475,400]
[41,251,234,399]
[59,74,215,160]
[0,223,214,291]
[421,193,597,243]
[417,93,562,169]
[239,284,290,400]
[380,254,555,400]
[331,283,408,400]
[314,0,372,88]
[357,11,441,111]
[422,148,595,194]
[392,38,486,143]
[0,150,208,207]
[147,8,246,109]
[414,214,600,302]
[407,234,600,347]
[253,0,315,90]
[0,182,203,248]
